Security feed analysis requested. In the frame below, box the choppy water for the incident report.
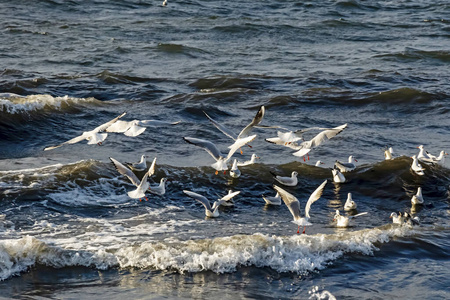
[1,0,449,299]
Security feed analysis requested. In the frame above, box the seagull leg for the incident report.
[145,197,148,201]
[247,144,252,148]
[297,226,300,234]
[223,170,226,175]
[303,156,306,162]
[97,142,102,146]
[307,154,310,161]
[302,226,306,234]
[215,170,219,175]
[240,147,243,155]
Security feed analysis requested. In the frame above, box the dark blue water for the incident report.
[1,1,449,299]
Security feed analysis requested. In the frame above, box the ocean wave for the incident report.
[0,226,412,281]
[0,94,102,115]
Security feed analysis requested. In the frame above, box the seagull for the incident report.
[315,160,324,167]
[44,112,126,151]
[162,0,167,6]
[148,178,167,196]
[333,210,368,228]
[270,171,298,186]
[106,119,181,137]
[390,212,404,225]
[384,146,394,160]
[183,190,225,218]
[291,124,348,161]
[416,145,435,164]
[334,156,357,172]
[229,159,241,178]
[411,155,425,176]
[237,153,260,166]
[426,150,448,165]
[125,155,148,171]
[183,135,257,174]
[109,157,150,200]
[218,190,241,207]
[264,125,336,149]
[262,192,282,205]
[331,167,346,183]
[344,193,357,211]
[274,180,327,234]
[411,187,424,205]
[403,212,420,226]
[203,106,265,154]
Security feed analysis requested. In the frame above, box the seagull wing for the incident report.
[43,132,89,151]
[226,134,257,161]
[124,124,146,137]
[110,157,141,186]
[183,137,223,161]
[304,180,327,219]
[203,111,237,141]
[137,120,181,127]
[148,157,157,177]
[237,106,265,139]
[273,185,301,220]
[220,190,241,201]
[105,120,133,133]
[349,212,368,219]
[183,190,213,211]
[309,124,347,148]
[95,112,127,132]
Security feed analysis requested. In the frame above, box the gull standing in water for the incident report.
[229,159,241,178]
[109,157,151,200]
[331,167,346,183]
[334,156,357,172]
[149,178,167,196]
[44,112,126,151]
[411,187,424,205]
[237,153,260,166]
[333,210,368,228]
[262,192,282,206]
[125,155,148,171]
[270,171,298,186]
[344,193,357,211]
[274,180,327,234]
[411,155,425,176]
[183,135,257,174]
[404,212,420,226]
[203,106,265,154]
[106,119,180,137]
[390,212,404,225]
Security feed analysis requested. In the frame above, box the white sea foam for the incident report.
[0,94,101,114]
[0,224,413,281]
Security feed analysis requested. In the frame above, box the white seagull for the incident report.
[384,146,394,160]
[270,171,298,186]
[44,112,126,151]
[315,160,324,167]
[416,145,435,164]
[109,157,150,200]
[292,124,348,161]
[334,156,357,172]
[331,167,346,183]
[183,190,225,218]
[344,193,357,211]
[148,177,167,196]
[229,159,241,178]
[426,150,448,165]
[333,210,368,228]
[262,192,282,206]
[183,135,257,174]
[411,155,425,176]
[411,187,424,205]
[390,212,404,225]
[106,119,180,137]
[274,180,327,234]
[237,153,260,166]
[403,212,420,226]
[203,106,265,153]
[125,154,148,171]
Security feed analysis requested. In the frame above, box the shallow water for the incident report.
[1,0,449,299]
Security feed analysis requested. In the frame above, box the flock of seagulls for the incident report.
[43,106,447,233]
